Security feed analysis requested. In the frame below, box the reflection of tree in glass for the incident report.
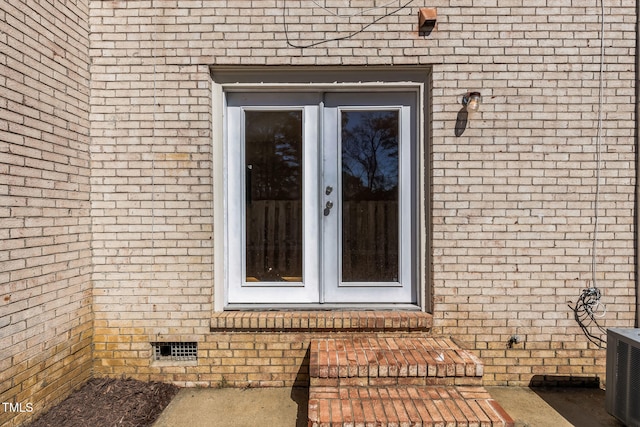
[341,111,399,282]
[341,111,399,201]
[245,111,302,201]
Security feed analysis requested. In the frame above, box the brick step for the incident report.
[308,385,515,427]
[309,337,483,387]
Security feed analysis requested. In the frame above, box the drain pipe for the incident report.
[636,0,640,328]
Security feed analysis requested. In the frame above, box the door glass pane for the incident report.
[245,111,303,282]
[341,110,399,282]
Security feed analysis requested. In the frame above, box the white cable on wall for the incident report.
[151,1,158,275]
[572,0,608,348]
[592,0,605,294]
[588,0,606,317]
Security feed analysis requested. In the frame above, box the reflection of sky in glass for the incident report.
[341,110,398,200]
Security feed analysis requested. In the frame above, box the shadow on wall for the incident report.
[529,376,623,427]
[454,107,468,137]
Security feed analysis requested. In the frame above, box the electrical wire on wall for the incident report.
[151,1,158,281]
[310,0,400,17]
[282,0,414,49]
[570,0,608,348]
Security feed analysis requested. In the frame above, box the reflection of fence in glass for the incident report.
[342,200,399,282]
[245,200,303,282]
[244,200,398,283]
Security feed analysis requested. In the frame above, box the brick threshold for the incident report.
[210,310,432,332]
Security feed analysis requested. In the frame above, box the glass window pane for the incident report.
[341,110,399,282]
[245,111,303,282]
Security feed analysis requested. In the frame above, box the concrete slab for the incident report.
[487,386,623,427]
[152,387,308,427]
[487,387,574,427]
[154,386,623,427]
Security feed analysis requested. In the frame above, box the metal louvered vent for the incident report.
[153,342,197,362]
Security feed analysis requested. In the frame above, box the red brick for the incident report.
[210,311,433,332]
[308,385,514,427]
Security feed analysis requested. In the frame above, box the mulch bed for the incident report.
[25,377,179,427]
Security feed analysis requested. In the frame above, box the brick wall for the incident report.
[97,312,432,387]
[428,4,637,384]
[0,0,93,425]
[87,0,636,387]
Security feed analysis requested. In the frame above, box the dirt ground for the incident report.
[24,377,179,427]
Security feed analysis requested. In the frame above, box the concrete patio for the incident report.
[153,385,623,427]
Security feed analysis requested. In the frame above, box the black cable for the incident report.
[570,287,607,348]
[282,0,415,49]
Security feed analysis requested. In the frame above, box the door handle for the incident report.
[324,200,333,216]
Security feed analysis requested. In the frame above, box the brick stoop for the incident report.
[310,337,484,387]
[308,385,513,427]
[307,337,514,427]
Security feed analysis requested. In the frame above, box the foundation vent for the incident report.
[153,342,198,362]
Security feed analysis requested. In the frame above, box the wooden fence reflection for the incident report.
[245,200,399,282]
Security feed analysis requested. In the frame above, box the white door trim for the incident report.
[212,79,427,311]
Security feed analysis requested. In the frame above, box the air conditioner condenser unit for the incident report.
[606,328,640,427]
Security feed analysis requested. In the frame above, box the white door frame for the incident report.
[212,81,426,311]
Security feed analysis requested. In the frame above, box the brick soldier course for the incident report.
[1,0,637,426]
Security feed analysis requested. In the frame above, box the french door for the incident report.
[226,91,417,305]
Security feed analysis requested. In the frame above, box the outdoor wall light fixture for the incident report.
[455,91,481,137]
[462,91,481,113]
